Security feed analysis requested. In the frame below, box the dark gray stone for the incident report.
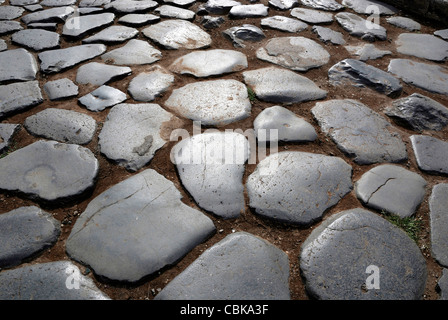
[155,5,196,20]
[0,21,23,36]
[0,206,60,269]
[268,0,298,10]
[260,15,308,33]
[410,135,448,175]
[43,78,78,100]
[76,62,132,86]
[223,24,265,48]
[21,6,75,24]
[438,269,448,300]
[0,123,20,154]
[396,33,448,62]
[66,169,215,282]
[312,25,345,45]
[127,66,174,102]
[78,85,127,112]
[82,26,139,44]
[11,29,60,51]
[300,208,427,300]
[104,0,158,13]
[290,7,334,24]
[163,0,196,7]
[335,12,387,41]
[155,232,290,300]
[229,4,269,18]
[386,16,421,31]
[300,0,343,11]
[204,0,242,14]
[118,13,160,26]
[201,15,225,29]
[430,184,448,268]
[101,39,162,66]
[0,5,25,20]
[0,48,38,83]
[0,81,43,119]
[62,12,115,39]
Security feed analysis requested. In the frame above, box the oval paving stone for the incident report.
[127,65,174,102]
[335,12,387,42]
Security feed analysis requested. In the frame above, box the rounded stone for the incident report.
[127,66,174,102]
[396,33,448,62]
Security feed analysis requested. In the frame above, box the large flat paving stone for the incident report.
[0,261,110,300]
[62,12,115,39]
[0,123,20,154]
[344,43,391,61]
[101,39,162,65]
[66,169,216,283]
[0,21,23,36]
[0,48,38,83]
[429,184,448,268]
[11,29,60,51]
[341,0,398,15]
[355,164,427,218]
[386,16,421,31]
[21,6,75,24]
[246,151,353,226]
[0,140,99,204]
[78,85,127,112]
[260,15,308,33]
[300,0,343,11]
[312,25,345,45]
[104,0,158,13]
[410,135,448,175]
[172,132,250,219]
[204,0,242,14]
[438,269,448,300]
[0,206,60,269]
[396,33,448,62]
[127,66,174,102]
[155,5,196,20]
[335,12,387,42]
[155,232,290,300]
[75,62,132,86]
[290,7,333,24]
[0,5,25,20]
[229,4,269,18]
[0,81,43,119]
[43,78,78,100]
[268,0,298,10]
[312,99,408,165]
[118,13,160,26]
[82,25,139,44]
[300,208,426,300]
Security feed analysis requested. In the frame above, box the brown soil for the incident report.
[1,0,448,301]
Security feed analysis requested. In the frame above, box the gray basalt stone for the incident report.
[118,13,160,26]
[229,4,268,18]
[0,5,25,20]
[21,6,75,25]
[341,0,398,15]
[82,25,139,44]
[0,81,43,119]
[438,269,448,300]
[101,39,162,66]
[335,12,387,41]
[434,29,448,40]
[66,169,216,282]
[104,0,158,13]
[312,25,345,45]
[300,0,343,11]
[75,62,132,86]
[344,43,391,61]
[247,151,353,226]
[396,33,448,62]
[127,66,174,102]
[204,0,242,14]
[155,232,290,300]
[201,15,225,29]
[290,7,334,24]
[430,184,448,268]
[27,22,57,31]
[43,78,78,100]
[164,0,196,7]
[300,208,427,300]
[386,16,421,31]
[78,85,127,112]
[0,206,60,269]
[268,0,298,10]
[0,21,23,35]
[62,12,115,39]
[0,48,38,83]
[312,99,408,164]
[410,135,448,175]
[11,29,60,51]
[40,0,76,6]
[0,39,6,52]
[260,15,308,33]
[79,0,111,7]
[10,0,39,5]
[0,123,20,154]
[155,5,195,20]
[222,24,265,48]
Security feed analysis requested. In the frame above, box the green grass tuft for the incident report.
[247,86,257,103]
[381,211,422,243]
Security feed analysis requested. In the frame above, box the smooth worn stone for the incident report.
[0,123,20,154]
[247,151,352,226]
[24,4,43,11]
[118,13,160,26]
[155,5,195,20]
[386,16,421,31]
[78,85,127,112]
[434,29,448,40]
[76,62,132,86]
[82,26,139,44]
[388,59,448,96]
[268,0,298,10]
[256,36,330,71]
[438,269,448,299]
[172,132,249,219]
[335,12,387,41]
[79,0,111,7]
[300,0,343,11]
[127,66,174,102]
[66,169,215,282]
[99,103,173,171]
[344,43,391,61]
[201,15,225,29]
[385,93,448,131]
[300,208,427,300]
[430,184,448,268]
[0,140,99,203]
[11,29,60,51]
[10,0,39,5]
[0,261,110,300]
[24,108,96,145]
[204,0,242,14]
[341,0,398,15]
[328,59,402,97]
[411,135,448,175]
[165,79,251,126]
[164,0,196,7]
[27,22,57,31]
[0,21,23,35]
[0,39,6,51]
[290,8,333,24]
[62,12,115,39]
[21,6,75,24]
[254,105,317,143]
[78,7,104,15]
[38,44,107,74]
[260,15,308,33]
[143,20,212,50]
[101,39,162,65]
[355,164,427,218]
[43,78,78,100]
[104,0,158,13]
[0,206,60,269]
[312,99,408,164]
[243,67,327,103]
[312,25,345,44]
[229,4,268,18]
[396,33,448,62]
[222,24,265,48]
[169,49,248,77]
[0,6,25,20]
[155,232,290,300]
[0,81,43,119]
[40,0,76,6]
[0,48,38,83]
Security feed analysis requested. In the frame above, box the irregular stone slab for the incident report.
[24,108,96,145]
[0,206,60,269]
[172,132,249,219]
[104,0,158,13]
[355,164,426,218]
[169,49,248,77]
[43,78,78,100]
[204,0,242,14]
[0,140,99,203]
[143,20,212,50]
[435,29,448,40]
[254,105,317,143]
[11,0,39,5]
[344,43,391,61]
[300,208,427,300]
[341,0,398,15]
[78,85,127,112]
[0,48,38,83]
[164,79,251,126]
[438,269,448,300]
[229,4,269,18]
[24,4,43,11]
[21,6,75,24]
[388,59,448,96]
[11,29,60,51]
[312,25,345,44]
[82,26,138,44]
[0,81,43,119]
[38,44,107,74]
[118,13,160,26]
[62,12,115,39]
[410,135,448,175]
[430,184,448,268]
[127,66,174,102]
[201,15,225,29]
[0,5,25,20]
[385,93,448,131]
[335,12,387,41]
[300,0,343,11]
[260,16,308,33]
[290,8,333,24]
[76,62,131,86]
[0,123,20,154]
[155,232,290,299]
[222,24,265,48]
[268,0,298,10]
[101,39,162,66]
[99,103,173,171]
[0,261,110,300]
[40,0,76,6]
[66,169,215,282]
[386,16,421,31]
[247,151,352,226]
[243,67,327,103]
[0,21,23,36]
[312,99,408,164]
[0,39,6,52]
[256,36,330,71]
[396,33,448,62]
[155,5,195,20]
[328,59,402,97]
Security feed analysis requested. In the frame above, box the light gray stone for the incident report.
[118,13,160,26]
[0,6,25,20]
[260,16,308,33]
[76,62,132,86]
[62,12,115,39]
[82,25,139,44]
[40,0,76,6]
[344,43,391,60]
[312,25,345,44]
[341,0,398,15]
[78,85,127,112]
[101,39,162,66]
[300,0,343,11]
[24,4,43,11]
[0,123,20,154]
[163,0,196,7]
[222,24,265,48]
[430,184,448,268]
[21,6,75,24]
[127,66,174,102]
[438,269,448,300]
[0,21,23,35]
[43,78,78,100]
[0,39,6,52]
[10,0,39,5]
[335,12,387,41]
[204,0,242,14]
[79,0,110,7]
[11,29,60,51]
[0,48,38,83]
[290,8,334,24]
[0,81,43,119]
[104,0,158,13]
[410,135,448,175]
[268,0,298,10]
[155,5,195,20]
[229,4,268,18]
[434,29,448,40]
[396,33,448,62]
[386,16,421,31]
